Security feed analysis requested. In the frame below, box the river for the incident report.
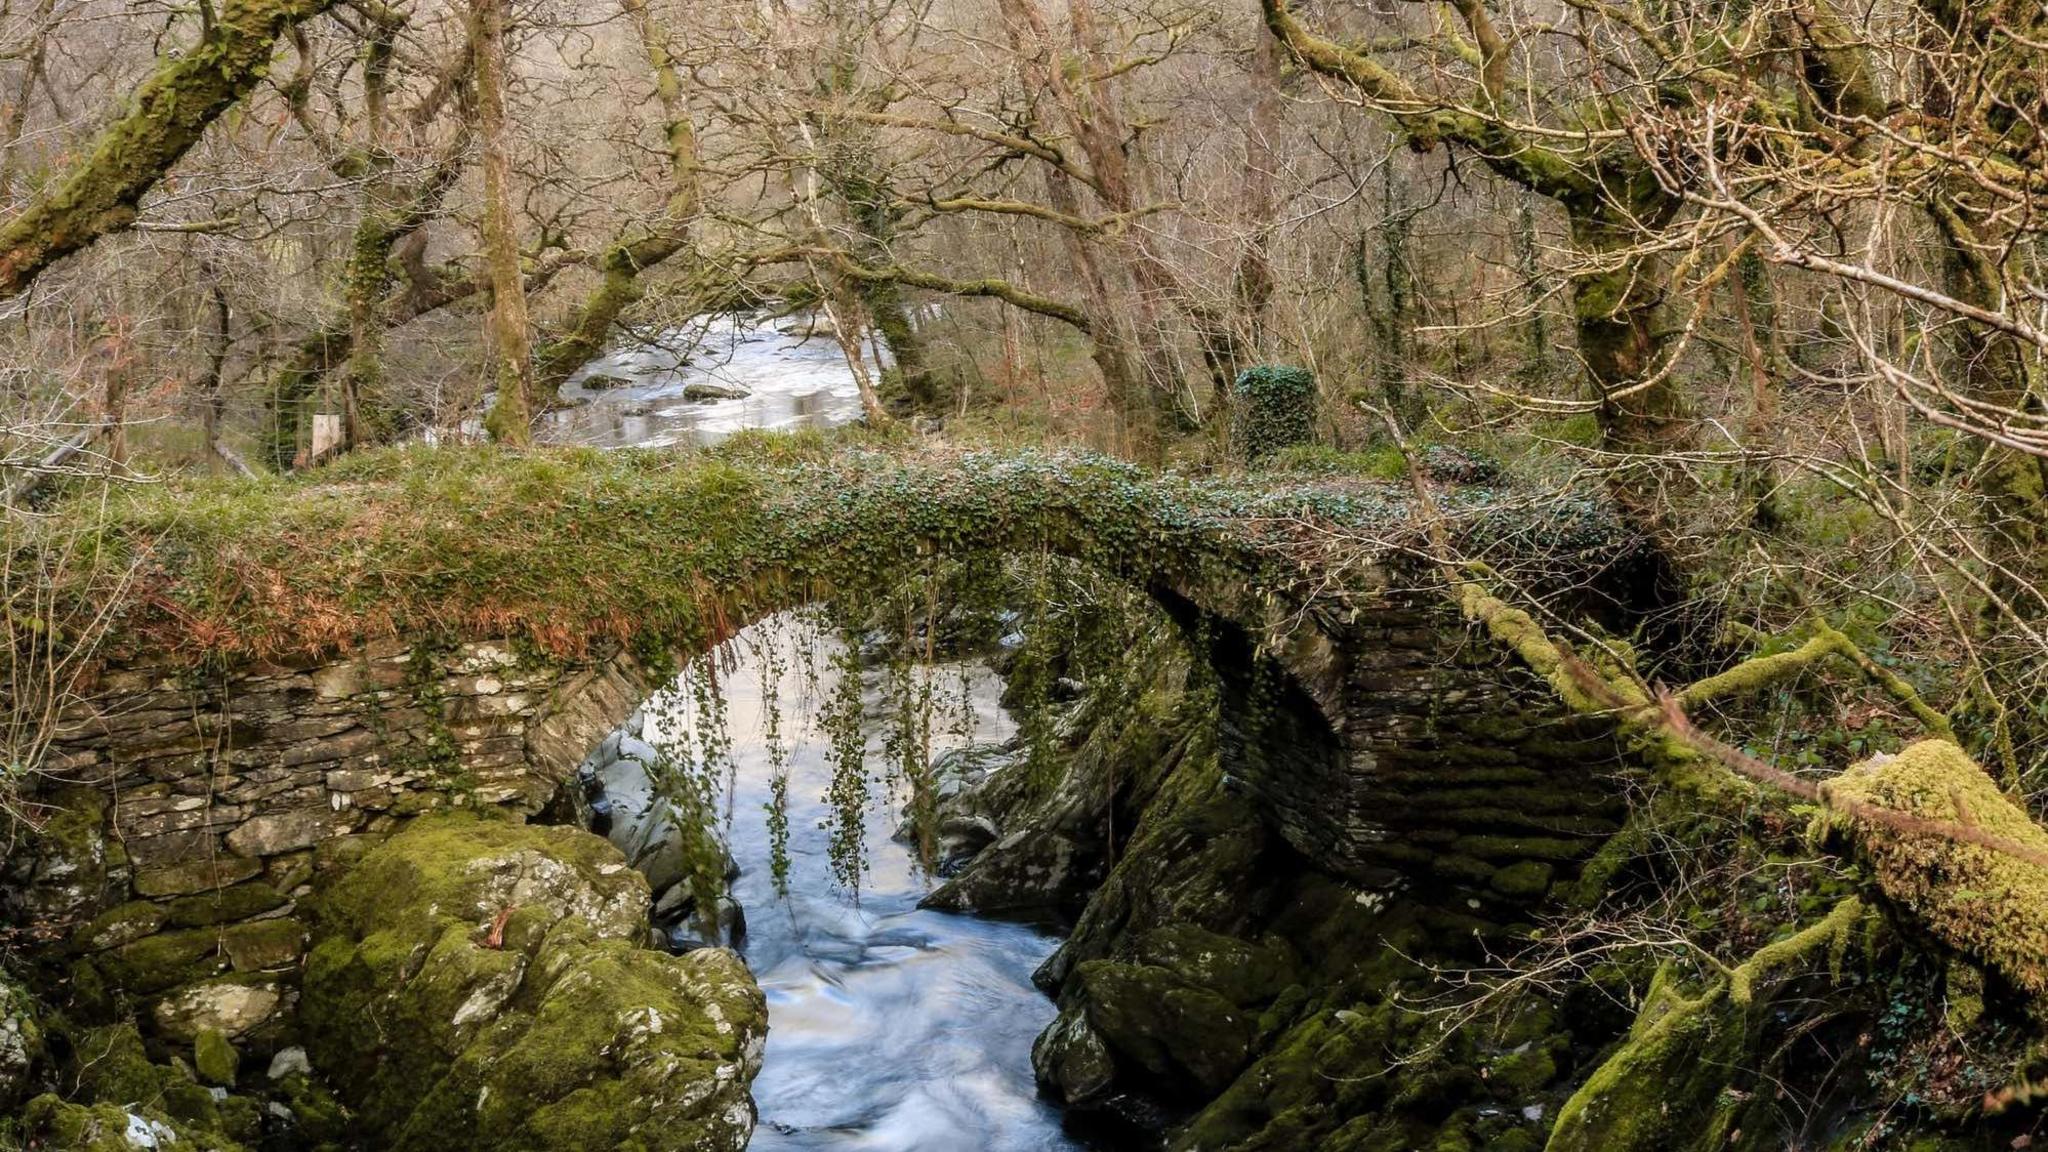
[586,624,1085,1152]
[541,312,870,448]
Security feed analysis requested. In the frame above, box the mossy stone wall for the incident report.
[26,640,656,1048]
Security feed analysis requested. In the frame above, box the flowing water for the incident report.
[541,313,870,449]
[590,623,1087,1152]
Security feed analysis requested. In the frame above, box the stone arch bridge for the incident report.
[17,443,1635,1038]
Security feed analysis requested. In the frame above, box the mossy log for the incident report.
[1458,577,2048,1013]
[1823,741,2048,1002]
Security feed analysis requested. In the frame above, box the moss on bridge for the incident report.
[34,430,1628,667]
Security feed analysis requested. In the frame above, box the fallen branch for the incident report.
[4,420,111,507]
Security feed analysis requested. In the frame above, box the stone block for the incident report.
[132,855,265,897]
[165,881,287,928]
[153,979,285,1041]
[221,918,306,972]
[226,808,358,857]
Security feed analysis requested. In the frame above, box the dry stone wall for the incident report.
[22,640,655,1045]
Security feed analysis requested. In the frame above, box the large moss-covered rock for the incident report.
[300,814,765,1152]
[1038,959,1259,1102]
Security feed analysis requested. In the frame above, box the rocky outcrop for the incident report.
[998,628,1605,1151]
[917,648,1208,918]
[573,716,744,953]
[299,815,765,1152]
[0,968,44,1112]
[682,381,749,402]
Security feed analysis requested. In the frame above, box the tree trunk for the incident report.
[474,0,534,446]
[1929,193,2048,614]
[997,0,1185,437]
[0,0,58,205]
[1572,209,1689,542]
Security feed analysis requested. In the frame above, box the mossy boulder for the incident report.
[55,1022,262,1146]
[17,1095,244,1152]
[299,814,766,1152]
[1041,958,1260,1101]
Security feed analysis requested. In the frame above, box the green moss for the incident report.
[1549,899,1865,1152]
[93,928,221,994]
[1487,860,1554,898]
[164,882,286,928]
[299,814,765,1151]
[1062,959,1259,1098]
[273,1071,353,1143]
[193,1029,237,1087]
[72,901,168,952]
[1263,443,1408,480]
[1823,741,2048,1002]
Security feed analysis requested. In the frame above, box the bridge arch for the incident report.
[22,444,1634,1037]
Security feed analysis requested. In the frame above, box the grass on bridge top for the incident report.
[17,427,1627,667]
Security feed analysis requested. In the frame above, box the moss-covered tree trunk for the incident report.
[0,0,339,299]
[1570,206,1690,542]
[269,136,469,468]
[331,11,406,458]
[1263,0,1694,552]
[1358,160,1420,427]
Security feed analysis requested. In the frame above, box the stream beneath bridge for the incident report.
[583,624,1086,1151]
[559,321,1094,1151]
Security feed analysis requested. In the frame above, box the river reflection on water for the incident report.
[607,622,1087,1152]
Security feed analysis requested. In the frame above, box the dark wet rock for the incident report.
[664,895,746,954]
[683,381,749,402]
[922,658,1197,920]
[581,373,634,390]
[1036,927,1297,1108]
[587,795,616,837]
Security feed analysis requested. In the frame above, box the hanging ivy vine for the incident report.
[818,619,872,899]
[757,622,794,897]
[642,657,734,937]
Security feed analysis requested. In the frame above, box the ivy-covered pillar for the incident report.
[1232,364,1318,464]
